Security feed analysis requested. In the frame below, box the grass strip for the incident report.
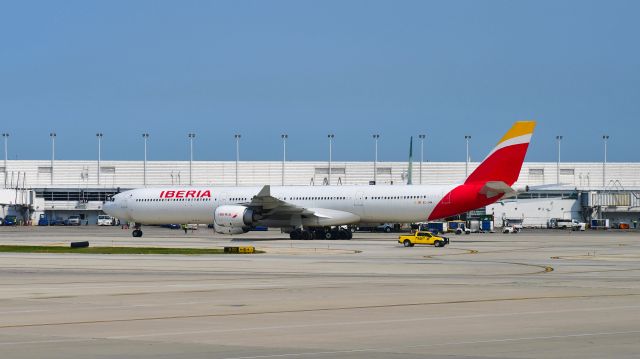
[0,245,260,255]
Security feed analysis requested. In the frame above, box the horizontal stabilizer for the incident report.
[479,181,516,198]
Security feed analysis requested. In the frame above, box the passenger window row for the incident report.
[136,198,212,202]
[370,195,427,200]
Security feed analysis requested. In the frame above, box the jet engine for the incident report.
[213,205,256,235]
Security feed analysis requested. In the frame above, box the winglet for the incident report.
[256,185,271,198]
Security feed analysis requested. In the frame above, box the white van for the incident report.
[97,215,113,226]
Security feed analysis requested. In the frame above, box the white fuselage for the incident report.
[104,184,457,226]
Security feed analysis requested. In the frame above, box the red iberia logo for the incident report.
[160,190,212,198]
[218,212,238,218]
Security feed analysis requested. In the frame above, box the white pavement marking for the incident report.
[0,338,96,346]
[219,330,640,359]
[0,310,48,315]
[105,305,640,339]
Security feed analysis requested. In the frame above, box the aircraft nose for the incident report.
[103,195,120,217]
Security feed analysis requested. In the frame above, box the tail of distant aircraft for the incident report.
[464,121,536,186]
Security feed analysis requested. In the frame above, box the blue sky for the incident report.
[0,0,638,162]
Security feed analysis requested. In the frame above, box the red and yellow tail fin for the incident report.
[465,121,536,186]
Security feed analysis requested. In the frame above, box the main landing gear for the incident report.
[289,227,352,240]
[132,223,143,237]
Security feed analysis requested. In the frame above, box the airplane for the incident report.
[104,121,536,239]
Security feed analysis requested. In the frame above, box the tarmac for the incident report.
[0,226,639,358]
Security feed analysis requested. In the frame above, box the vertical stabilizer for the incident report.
[464,121,536,186]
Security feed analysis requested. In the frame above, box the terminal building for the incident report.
[1,160,639,228]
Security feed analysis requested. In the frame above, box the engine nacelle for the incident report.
[213,205,255,235]
[213,223,247,235]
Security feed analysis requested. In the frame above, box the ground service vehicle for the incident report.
[503,226,519,234]
[38,214,64,226]
[3,215,17,226]
[590,219,610,230]
[419,222,448,234]
[97,215,113,226]
[375,223,396,232]
[38,214,49,226]
[355,223,396,232]
[548,218,586,231]
[448,220,471,235]
[399,231,450,247]
[502,218,524,234]
[65,215,81,226]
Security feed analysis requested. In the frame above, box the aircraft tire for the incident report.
[384,227,391,233]
[290,230,301,240]
[346,231,352,240]
[301,230,312,240]
[324,231,334,240]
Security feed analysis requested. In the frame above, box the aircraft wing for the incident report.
[245,185,360,225]
[246,185,312,216]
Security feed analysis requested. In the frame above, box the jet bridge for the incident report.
[0,188,37,224]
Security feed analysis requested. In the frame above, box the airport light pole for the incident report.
[96,133,103,186]
[603,135,609,187]
[50,132,56,185]
[2,132,7,169]
[2,133,7,188]
[464,135,471,178]
[556,135,562,184]
[188,133,195,186]
[281,134,287,186]
[235,134,241,186]
[327,134,334,185]
[372,134,379,184]
[419,134,425,185]
[142,133,149,187]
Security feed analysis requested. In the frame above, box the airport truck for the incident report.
[398,231,450,247]
[548,218,586,231]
